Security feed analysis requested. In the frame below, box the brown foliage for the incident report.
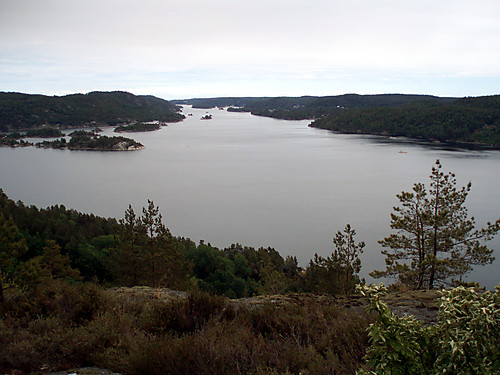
[0,283,369,374]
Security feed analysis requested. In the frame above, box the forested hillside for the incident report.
[174,94,454,120]
[310,95,500,148]
[0,91,184,131]
[177,93,500,148]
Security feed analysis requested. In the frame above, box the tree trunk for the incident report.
[416,210,425,289]
[429,181,440,290]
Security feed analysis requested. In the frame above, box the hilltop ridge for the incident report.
[0,91,184,131]
[176,93,500,148]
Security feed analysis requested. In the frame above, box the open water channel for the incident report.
[1,106,499,288]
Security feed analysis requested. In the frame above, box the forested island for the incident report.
[1,130,144,151]
[37,132,145,151]
[0,91,184,131]
[0,132,33,147]
[114,122,162,133]
[176,94,500,149]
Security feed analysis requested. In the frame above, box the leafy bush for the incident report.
[357,283,500,374]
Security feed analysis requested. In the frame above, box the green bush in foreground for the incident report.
[357,283,500,375]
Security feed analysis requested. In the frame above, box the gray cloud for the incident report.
[1,0,499,97]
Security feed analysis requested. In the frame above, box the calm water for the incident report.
[1,106,499,288]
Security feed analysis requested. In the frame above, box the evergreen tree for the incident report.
[303,224,364,295]
[140,199,190,288]
[108,205,146,286]
[0,214,29,302]
[332,224,365,294]
[372,160,500,289]
[38,240,81,281]
[108,201,192,288]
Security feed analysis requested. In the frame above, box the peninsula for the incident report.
[175,94,500,149]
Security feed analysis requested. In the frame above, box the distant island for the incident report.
[114,122,162,133]
[175,94,500,149]
[1,129,144,151]
[36,131,144,151]
[0,133,33,147]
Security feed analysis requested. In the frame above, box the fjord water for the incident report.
[1,106,499,288]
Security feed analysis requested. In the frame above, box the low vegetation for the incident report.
[0,282,370,374]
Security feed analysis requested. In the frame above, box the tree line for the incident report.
[0,192,365,302]
[1,160,499,302]
[176,93,453,120]
[0,91,184,131]
[177,94,500,148]
[310,95,500,149]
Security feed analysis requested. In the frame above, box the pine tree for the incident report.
[303,224,364,295]
[108,205,146,286]
[141,199,174,287]
[332,224,365,294]
[0,214,28,302]
[372,160,500,289]
[109,201,192,288]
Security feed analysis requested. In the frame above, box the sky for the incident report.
[1,0,500,100]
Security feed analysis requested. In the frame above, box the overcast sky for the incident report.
[1,0,499,99]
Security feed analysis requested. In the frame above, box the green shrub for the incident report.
[357,283,500,375]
